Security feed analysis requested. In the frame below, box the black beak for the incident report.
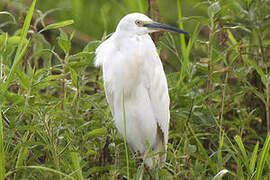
[143,22,189,36]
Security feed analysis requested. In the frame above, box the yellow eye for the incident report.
[135,20,143,26]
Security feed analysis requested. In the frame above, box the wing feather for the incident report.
[104,81,114,116]
[95,35,116,116]
[144,52,170,155]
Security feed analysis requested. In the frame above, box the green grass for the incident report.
[3,0,37,90]
[0,0,270,179]
[122,90,130,179]
[0,107,4,180]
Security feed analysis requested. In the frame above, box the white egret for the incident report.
[95,13,188,168]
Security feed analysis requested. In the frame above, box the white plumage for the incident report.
[95,13,187,167]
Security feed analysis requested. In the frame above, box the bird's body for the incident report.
[95,13,187,167]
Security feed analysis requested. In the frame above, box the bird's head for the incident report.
[116,13,188,36]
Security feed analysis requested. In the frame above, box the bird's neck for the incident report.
[114,31,149,49]
[115,30,136,39]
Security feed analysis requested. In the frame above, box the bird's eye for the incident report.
[135,20,143,26]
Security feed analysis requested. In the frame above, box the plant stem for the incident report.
[122,90,130,179]
[61,54,68,111]
[266,83,270,133]
[0,56,3,80]
[206,18,214,102]
[177,0,189,87]
[256,30,266,63]
[0,107,4,180]
[177,0,186,52]
[218,72,228,170]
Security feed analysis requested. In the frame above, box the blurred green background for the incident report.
[1,0,205,42]
[1,0,206,74]
[36,0,202,39]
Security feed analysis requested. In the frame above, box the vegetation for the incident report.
[0,0,270,179]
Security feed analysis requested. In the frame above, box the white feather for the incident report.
[95,13,170,168]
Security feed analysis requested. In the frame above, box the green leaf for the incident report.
[234,135,248,168]
[227,30,237,46]
[39,20,74,33]
[86,149,97,156]
[69,52,95,60]
[43,74,64,81]
[16,71,30,90]
[3,0,37,90]
[86,128,107,138]
[189,124,217,174]
[180,16,209,24]
[69,66,78,88]
[0,91,25,105]
[34,74,64,89]
[242,55,267,85]
[14,131,30,179]
[69,151,84,180]
[14,0,36,64]
[16,166,75,180]
[58,37,71,55]
[83,41,99,52]
[236,157,244,179]
[208,2,221,19]
[249,141,259,174]
[255,133,270,180]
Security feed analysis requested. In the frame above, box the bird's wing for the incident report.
[94,36,112,68]
[103,81,114,116]
[95,35,116,116]
[144,51,170,153]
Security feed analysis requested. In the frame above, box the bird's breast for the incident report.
[104,37,148,96]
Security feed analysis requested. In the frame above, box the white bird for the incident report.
[95,13,188,168]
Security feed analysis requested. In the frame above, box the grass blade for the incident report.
[176,0,186,52]
[249,141,259,175]
[217,131,225,170]
[226,29,237,45]
[0,108,4,180]
[14,0,36,60]
[177,23,200,88]
[242,56,267,84]
[17,166,75,180]
[176,0,188,87]
[70,151,84,180]
[39,20,74,33]
[14,131,30,180]
[234,135,248,168]
[188,124,217,174]
[4,0,37,89]
[227,30,267,84]
[255,133,270,180]
[237,158,243,180]
[122,90,130,179]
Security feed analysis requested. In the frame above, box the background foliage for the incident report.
[0,0,270,179]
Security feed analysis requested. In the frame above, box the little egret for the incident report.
[95,13,188,168]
